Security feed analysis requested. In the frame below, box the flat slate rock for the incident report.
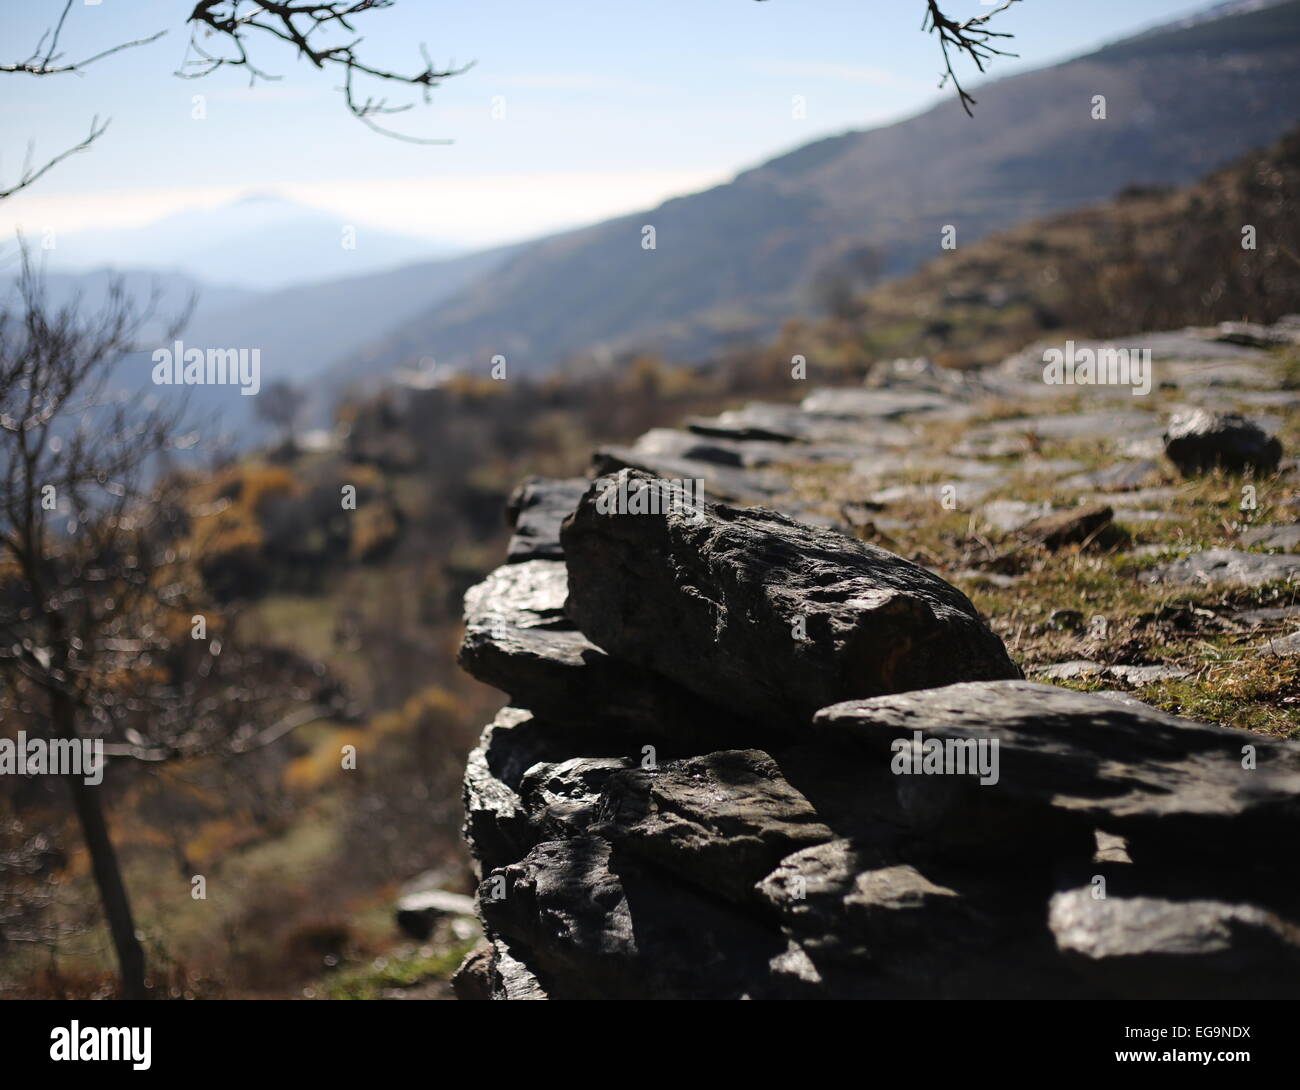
[1233,603,1300,628]
[1258,630,1300,655]
[853,454,1005,483]
[592,445,786,504]
[1057,459,1162,492]
[865,479,1000,508]
[814,680,1300,857]
[1049,886,1300,999]
[688,402,914,446]
[1035,660,1190,685]
[1240,522,1300,551]
[978,499,1054,534]
[562,471,1021,732]
[966,411,1161,446]
[505,477,588,562]
[800,388,959,420]
[1139,548,1300,588]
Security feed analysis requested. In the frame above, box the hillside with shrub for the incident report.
[769,126,1300,373]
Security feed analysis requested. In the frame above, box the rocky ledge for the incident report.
[452,326,1300,1000]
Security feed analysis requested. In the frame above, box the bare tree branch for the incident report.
[922,0,1022,116]
[0,2,166,200]
[183,0,472,143]
[0,116,109,201]
[753,0,1022,116]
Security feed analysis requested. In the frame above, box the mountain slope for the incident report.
[348,0,1300,378]
[763,124,1300,371]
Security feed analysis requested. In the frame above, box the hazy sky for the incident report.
[0,0,1219,251]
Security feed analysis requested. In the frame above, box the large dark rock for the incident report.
[814,680,1300,861]
[456,400,1300,999]
[458,559,764,746]
[1163,408,1282,475]
[562,471,1020,732]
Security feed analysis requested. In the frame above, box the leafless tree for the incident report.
[0,249,347,996]
[254,379,305,451]
[0,250,189,996]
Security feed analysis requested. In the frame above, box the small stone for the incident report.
[1164,409,1282,476]
[1018,503,1113,549]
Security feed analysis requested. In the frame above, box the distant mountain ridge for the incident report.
[48,195,457,291]
[339,0,1300,379]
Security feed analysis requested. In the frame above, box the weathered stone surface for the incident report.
[1260,630,1300,655]
[801,387,959,420]
[1164,408,1282,476]
[517,756,635,844]
[1234,603,1300,628]
[1049,886,1300,999]
[504,477,588,562]
[961,411,1161,456]
[478,837,790,999]
[756,839,1089,998]
[1240,522,1300,551]
[487,938,549,1000]
[865,479,999,507]
[978,499,1053,534]
[634,427,876,470]
[458,560,760,743]
[591,445,786,504]
[562,471,1020,732]
[462,707,543,869]
[633,427,791,468]
[852,453,1005,484]
[1215,320,1300,349]
[1035,660,1190,685]
[815,680,1300,859]
[1139,547,1300,587]
[1057,459,1161,492]
[687,401,912,446]
[592,749,833,904]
